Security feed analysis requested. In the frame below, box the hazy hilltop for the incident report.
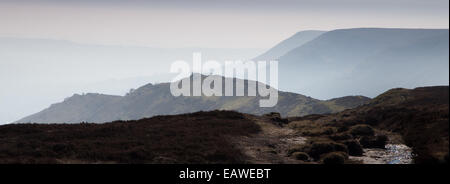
[254,30,325,61]
[0,37,263,124]
[4,28,449,124]
[17,93,122,124]
[16,75,370,123]
[276,28,449,99]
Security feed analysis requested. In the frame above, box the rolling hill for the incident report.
[16,75,370,123]
[0,37,264,124]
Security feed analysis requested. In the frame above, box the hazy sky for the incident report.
[0,0,449,124]
[1,0,448,48]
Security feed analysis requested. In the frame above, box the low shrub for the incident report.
[287,145,307,156]
[292,152,309,161]
[321,152,346,164]
[359,135,388,148]
[329,133,353,141]
[321,128,335,135]
[336,126,349,133]
[264,112,288,124]
[301,127,336,136]
[350,124,375,136]
[342,140,363,156]
[307,141,348,160]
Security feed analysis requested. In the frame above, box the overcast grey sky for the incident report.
[0,0,449,124]
[0,0,448,48]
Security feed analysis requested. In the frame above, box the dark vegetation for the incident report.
[0,110,260,164]
[0,86,446,164]
[357,86,449,163]
[263,112,289,125]
[288,115,382,164]
[292,152,310,161]
[288,136,357,164]
[321,152,347,164]
[289,86,449,164]
[342,140,363,156]
[349,124,375,136]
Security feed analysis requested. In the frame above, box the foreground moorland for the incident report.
[287,86,449,164]
[0,111,260,164]
[0,86,447,164]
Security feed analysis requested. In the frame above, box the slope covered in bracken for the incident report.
[295,86,449,163]
[361,86,449,163]
[0,111,260,164]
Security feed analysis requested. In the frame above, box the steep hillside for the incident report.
[277,28,449,99]
[16,75,370,123]
[289,86,449,163]
[16,94,122,124]
[254,30,325,61]
[321,96,371,112]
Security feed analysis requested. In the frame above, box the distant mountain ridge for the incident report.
[254,30,325,61]
[0,37,265,124]
[9,28,448,124]
[275,28,449,99]
[16,75,370,123]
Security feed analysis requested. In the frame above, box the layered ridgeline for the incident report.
[254,30,325,61]
[16,75,370,123]
[257,28,449,99]
[0,37,264,124]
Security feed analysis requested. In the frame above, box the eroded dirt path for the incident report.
[234,114,414,164]
[349,144,413,164]
[232,115,308,164]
